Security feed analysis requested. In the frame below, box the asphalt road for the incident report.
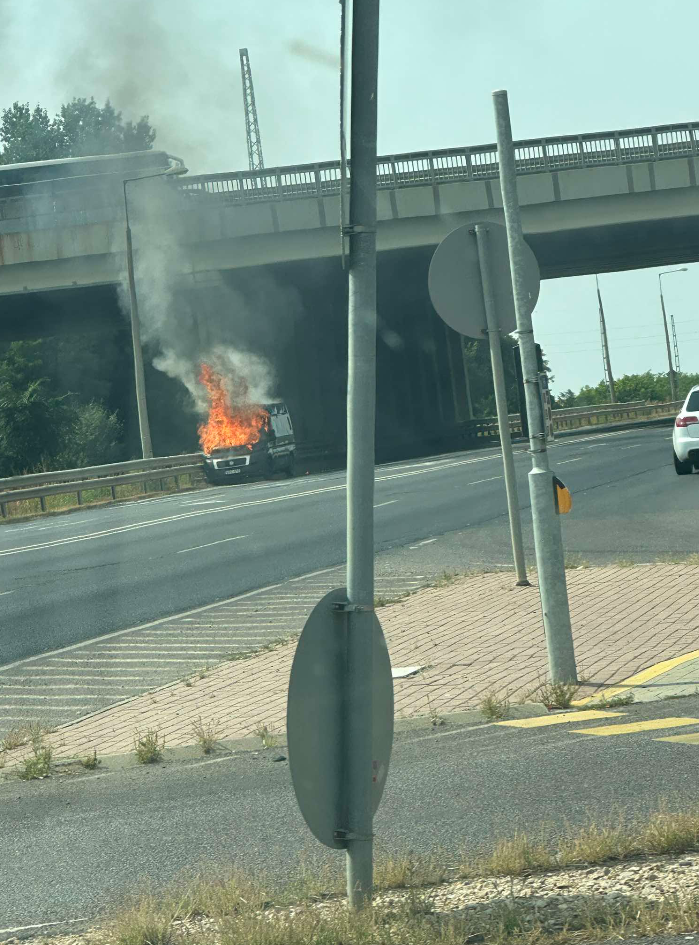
[3,695,699,932]
[1,424,695,667]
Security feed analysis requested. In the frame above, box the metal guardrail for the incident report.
[0,400,684,519]
[473,400,682,440]
[177,122,699,206]
[1,121,698,230]
[0,454,204,518]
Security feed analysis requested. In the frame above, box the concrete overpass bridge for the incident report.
[1,121,698,459]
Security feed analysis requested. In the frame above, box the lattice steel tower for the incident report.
[239,48,264,171]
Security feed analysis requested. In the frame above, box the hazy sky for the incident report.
[2,0,698,395]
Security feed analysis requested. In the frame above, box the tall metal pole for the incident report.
[475,224,528,585]
[345,0,380,910]
[122,164,188,460]
[461,338,475,419]
[493,90,577,684]
[658,269,687,402]
[124,182,153,460]
[659,278,677,402]
[595,275,615,403]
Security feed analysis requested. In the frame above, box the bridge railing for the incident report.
[177,121,699,205]
[2,120,696,233]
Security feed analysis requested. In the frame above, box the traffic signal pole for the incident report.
[493,90,578,684]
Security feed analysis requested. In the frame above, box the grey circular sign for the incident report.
[286,587,394,850]
[428,221,540,339]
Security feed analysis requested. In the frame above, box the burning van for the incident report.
[197,363,295,484]
[202,402,295,484]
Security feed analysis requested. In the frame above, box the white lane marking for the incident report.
[0,455,499,559]
[409,538,438,549]
[374,500,398,509]
[0,919,90,936]
[176,535,248,554]
[557,458,582,465]
[469,476,503,485]
[621,444,642,450]
[0,590,14,596]
[179,498,228,506]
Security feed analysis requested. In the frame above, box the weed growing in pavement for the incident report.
[533,678,580,709]
[192,717,219,754]
[584,693,635,710]
[564,555,591,570]
[426,695,445,727]
[252,723,278,748]
[81,751,100,770]
[660,552,699,566]
[18,736,53,781]
[480,691,511,721]
[225,636,294,662]
[134,730,165,764]
[615,558,637,568]
[1,727,28,752]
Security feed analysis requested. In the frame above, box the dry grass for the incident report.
[89,804,699,945]
[192,717,219,754]
[81,750,100,770]
[583,692,635,710]
[479,691,511,722]
[532,679,580,709]
[2,475,196,522]
[252,723,278,748]
[18,731,53,781]
[134,730,165,764]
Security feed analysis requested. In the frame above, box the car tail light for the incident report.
[676,415,699,427]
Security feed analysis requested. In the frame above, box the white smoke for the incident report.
[123,176,277,424]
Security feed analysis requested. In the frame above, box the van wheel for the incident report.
[674,451,693,475]
[285,454,296,478]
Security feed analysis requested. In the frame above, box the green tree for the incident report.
[0,341,69,476]
[0,103,64,163]
[463,336,552,418]
[58,98,156,157]
[57,401,123,469]
[553,370,699,408]
[0,97,156,164]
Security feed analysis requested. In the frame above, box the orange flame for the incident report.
[197,363,268,454]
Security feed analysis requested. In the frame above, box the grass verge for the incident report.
[97,804,699,945]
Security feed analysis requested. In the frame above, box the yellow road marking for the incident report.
[572,717,699,737]
[657,733,699,746]
[496,710,624,728]
[574,650,699,706]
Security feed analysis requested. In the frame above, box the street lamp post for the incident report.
[658,267,687,404]
[123,163,188,458]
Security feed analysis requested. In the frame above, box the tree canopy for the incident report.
[554,370,699,408]
[0,97,156,164]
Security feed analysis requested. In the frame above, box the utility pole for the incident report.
[659,268,687,402]
[493,90,577,684]
[475,224,528,585]
[123,164,188,460]
[344,0,380,909]
[239,48,264,171]
[595,275,615,403]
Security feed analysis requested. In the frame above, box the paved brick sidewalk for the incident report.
[6,564,699,763]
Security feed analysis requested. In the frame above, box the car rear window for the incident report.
[687,391,699,411]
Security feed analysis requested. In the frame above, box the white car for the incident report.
[673,385,699,475]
